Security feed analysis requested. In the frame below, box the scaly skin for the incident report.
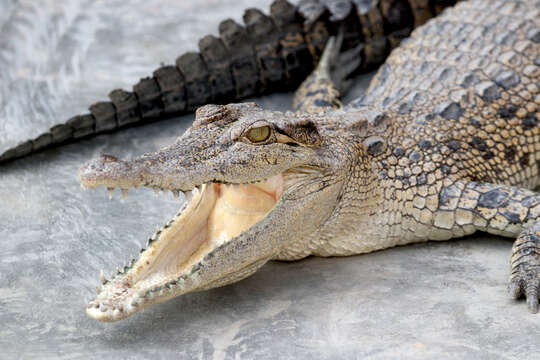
[79,0,539,322]
[0,0,459,164]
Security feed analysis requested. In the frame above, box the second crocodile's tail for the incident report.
[0,0,457,164]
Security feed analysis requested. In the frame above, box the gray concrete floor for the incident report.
[0,0,538,359]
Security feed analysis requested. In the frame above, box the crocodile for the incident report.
[0,0,459,164]
[77,0,540,322]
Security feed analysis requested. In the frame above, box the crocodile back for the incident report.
[349,0,540,188]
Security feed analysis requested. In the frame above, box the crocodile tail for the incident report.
[0,0,456,164]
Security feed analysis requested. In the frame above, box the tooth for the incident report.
[107,187,114,200]
[100,270,106,284]
[154,187,159,196]
[185,191,193,202]
[121,189,128,199]
[233,184,239,189]
[96,286,101,294]
[172,190,180,199]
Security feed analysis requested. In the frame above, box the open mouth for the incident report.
[85,174,284,322]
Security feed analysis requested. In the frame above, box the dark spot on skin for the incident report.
[364,136,385,156]
[478,189,509,209]
[498,104,518,119]
[448,140,461,151]
[398,102,411,114]
[436,102,463,120]
[402,178,409,186]
[494,70,520,89]
[439,185,461,207]
[482,151,494,160]
[367,112,387,126]
[474,81,500,101]
[419,139,432,149]
[409,151,422,162]
[505,145,516,160]
[393,147,405,157]
[313,99,331,107]
[469,137,487,152]
[500,210,521,224]
[379,170,388,179]
[415,113,435,125]
[469,118,481,127]
[306,89,328,97]
[522,196,539,208]
[520,153,530,167]
[441,164,451,175]
[526,28,540,43]
[417,174,427,185]
[460,73,479,87]
[522,113,537,129]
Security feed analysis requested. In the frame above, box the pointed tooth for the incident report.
[185,190,193,202]
[121,189,128,199]
[100,270,106,284]
[107,187,114,200]
[96,286,101,294]
[134,186,139,193]
[172,190,180,199]
[154,187,159,196]
[233,184,239,189]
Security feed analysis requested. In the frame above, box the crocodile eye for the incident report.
[246,126,271,143]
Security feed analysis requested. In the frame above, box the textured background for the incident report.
[0,0,538,359]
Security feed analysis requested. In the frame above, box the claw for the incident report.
[508,280,522,299]
[526,284,539,313]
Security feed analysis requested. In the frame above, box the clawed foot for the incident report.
[319,30,364,93]
[509,233,540,313]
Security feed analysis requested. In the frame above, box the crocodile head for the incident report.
[79,102,356,322]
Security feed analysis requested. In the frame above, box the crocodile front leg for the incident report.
[419,180,540,313]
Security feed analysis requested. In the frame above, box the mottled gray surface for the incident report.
[0,0,538,359]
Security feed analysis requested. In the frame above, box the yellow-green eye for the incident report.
[246,126,271,143]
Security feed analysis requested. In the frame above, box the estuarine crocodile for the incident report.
[77,0,540,322]
[0,0,458,163]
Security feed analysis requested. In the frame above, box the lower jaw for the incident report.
[87,174,283,321]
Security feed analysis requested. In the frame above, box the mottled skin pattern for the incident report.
[80,0,540,321]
